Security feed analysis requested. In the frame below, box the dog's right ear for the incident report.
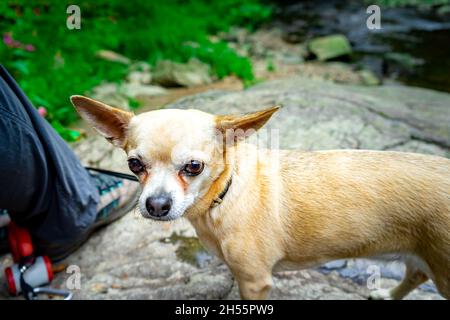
[215,105,280,144]
[70,95,133,148]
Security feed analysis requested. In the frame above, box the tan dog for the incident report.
[71,95,450,300]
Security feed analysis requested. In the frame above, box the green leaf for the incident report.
[10,60,30,75]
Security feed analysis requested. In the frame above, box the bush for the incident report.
[0,0,272,140]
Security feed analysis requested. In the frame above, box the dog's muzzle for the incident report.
[145,193,172,218]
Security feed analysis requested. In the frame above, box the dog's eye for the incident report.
[128,158,144,174]
[182,160,204,176]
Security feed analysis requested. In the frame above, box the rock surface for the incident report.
[170,77,449,156]
[295,62,380,86]
[153,59,212,87]
[1,77,448,300]
[308,34,352,61]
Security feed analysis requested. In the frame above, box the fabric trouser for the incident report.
[0,65,99,244]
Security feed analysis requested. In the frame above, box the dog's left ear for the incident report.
[215,105,280,143]
[70,95,133,148]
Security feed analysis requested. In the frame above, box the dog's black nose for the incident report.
[145,195,172,217]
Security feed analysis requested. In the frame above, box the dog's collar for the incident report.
[211,177,232,208]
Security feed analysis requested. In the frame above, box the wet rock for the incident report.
[160,233,213,269]
[437,5,450,16]
[357,69,380,86]
[385,52,425,69]
[319,260,347,272]
[308,34,352,61]
[153,59,212,87]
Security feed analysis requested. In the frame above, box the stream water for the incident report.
[272,0,450,92]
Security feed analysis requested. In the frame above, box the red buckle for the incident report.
[7,221,34,262]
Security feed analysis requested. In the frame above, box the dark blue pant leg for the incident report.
[0,65,99,244]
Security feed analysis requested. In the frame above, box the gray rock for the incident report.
[153,59,212,87]
[170,77,449,156]
[126,71,152,85]
[90,81,167,110]
[227,270,367,300]
[274,52,304,65]
[120,83,167,99]
[319,260,347,272]
[308,35,352,61]
[385,52,425,70]
[128,61,151,73]
[437,4,450,16]
[296,62,377,86]
[126,60,152,85]
[90,82,130,110]
[247,28,308,61]
[357,69,380,86]
[95,50,131,65]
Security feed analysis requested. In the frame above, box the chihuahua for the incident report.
[71,95,450,300]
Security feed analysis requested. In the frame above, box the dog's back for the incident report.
[276,149,450,297]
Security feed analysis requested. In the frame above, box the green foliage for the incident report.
[266,58,275,72]
[181,41,254,81]
[0,0,272,140]
[128,97,141,111]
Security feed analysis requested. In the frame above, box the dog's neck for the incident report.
[210,176,232,208]
[185,169,233,220]
[184,143,262,260]
[185,144,238,219]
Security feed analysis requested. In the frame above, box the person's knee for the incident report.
[0,118,50,214]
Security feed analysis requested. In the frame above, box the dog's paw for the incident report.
[368,289,393,300]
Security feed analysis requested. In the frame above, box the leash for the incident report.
[85,166,139,181]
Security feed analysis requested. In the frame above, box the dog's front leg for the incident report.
[235,273,273,300]
[227,259,274,299]
[222,237,277,299]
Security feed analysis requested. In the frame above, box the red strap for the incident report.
[8,221,34,262]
